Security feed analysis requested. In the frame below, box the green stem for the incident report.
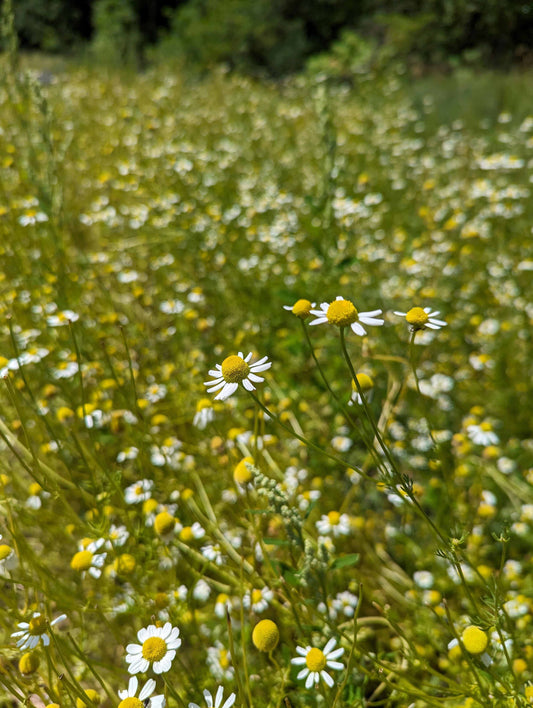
[247,391,368,480]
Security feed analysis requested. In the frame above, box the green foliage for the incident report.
[91,0,141,68]
[156,0,309,75]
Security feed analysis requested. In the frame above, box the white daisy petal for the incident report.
[305,672,315,689]
[323,638,337,654]
[321,671,334,687]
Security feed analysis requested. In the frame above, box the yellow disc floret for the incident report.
[118,698,143,708]
[154,511,176,536]
[406,307,429,327]
[76,689,100,708]
[70,550,93,572]
[252,619,279,652]
[221,355,250,383]
[326,299,358,327]
[29,614,47,635]
[19,652,39,675]
[461,626,488,654]
[306,647,327,672]
[234,456,254,484]
[353,373,374,392]
[142,636,167,662]
[114,554,136,575]
[291,299,313,319]
[0,545,12,561]
[327,511,341,525]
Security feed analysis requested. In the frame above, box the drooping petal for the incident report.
[242,379,256,391]
[321,670,334,687]
[350,322,367,336]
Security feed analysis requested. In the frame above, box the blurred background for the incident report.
[10,0,533,77]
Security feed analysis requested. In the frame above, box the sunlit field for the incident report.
[1,49,533,708]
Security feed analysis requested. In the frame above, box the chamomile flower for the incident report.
[70,539,107,578]
[204,352,271,400]
[466,423,499,446]
[243,586,274,613]
[309,297,383,336]
[125,479,154,504]
[11,612,67,651]
[291,638,345,689]
[0,541,18,576]
[193,399,215,429]
[118,676,165,708]
[283,299,316,319]
[316,511,351,537]
[125,622,181,674]
[189,687,236,708]
[349,373,374,405]
[393,307,447,331]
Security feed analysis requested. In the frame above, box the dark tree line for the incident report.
[10,0,533,74]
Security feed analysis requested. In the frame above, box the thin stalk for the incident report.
[247,391,369,480]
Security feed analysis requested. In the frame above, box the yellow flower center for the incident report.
[306,648,327,672]
[220,648,230,669]
[118,698,143,708]
[114,553,136,575]
[291,299,313,319]
[252,589,263,604]
[70,550,93,572]
[328,511,341,525]
[29,614,47,635]
[154,511,176,536]
[142,636,167,662]
[0,544,12,561]
[326,299,358,327]
[179,526,193,542]
[405,307,429,327]
[353,373,374,392]
[252,619,279,652]
[234,456,254,484]
[221,355,250,383]
[461,626,488,654]
[196,398,212,412]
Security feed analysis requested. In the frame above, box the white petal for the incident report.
[321,670,334,687]
[247,372,264,383]
[350,322,367,336]
[429,318,447,326]
[359,316,384,326]
[291,657,307,665]
[139,678,155,700]
[51,614,67,626]
[393,311,407,317]
[128,677,139,696]
[250,362,271,373]
[204,690,214,708]
[305,672,315,689]
[327,660,345,670]
[214,686,224,708]
[308,316,328,326]
[424,323,440,330]
[208,369,222,377]
[296,667,309,679]
[214,382,238,400]
[42,635,50,646]
[126,643,143,655]
[244,352,253,362]
[295,645,309,656]
[242,379,255,391]
[361,309,382,317]
[206,381,226,393]
[323,638,337,655]
[326,647,345,660]
[222,694,236,708]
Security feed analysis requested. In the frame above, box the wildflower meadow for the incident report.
[2,17,533,708]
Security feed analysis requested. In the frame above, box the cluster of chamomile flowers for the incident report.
[204,296,446,401]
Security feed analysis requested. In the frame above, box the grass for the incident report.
[0,51,533,707]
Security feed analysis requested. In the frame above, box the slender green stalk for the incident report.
[247,391,369,480]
